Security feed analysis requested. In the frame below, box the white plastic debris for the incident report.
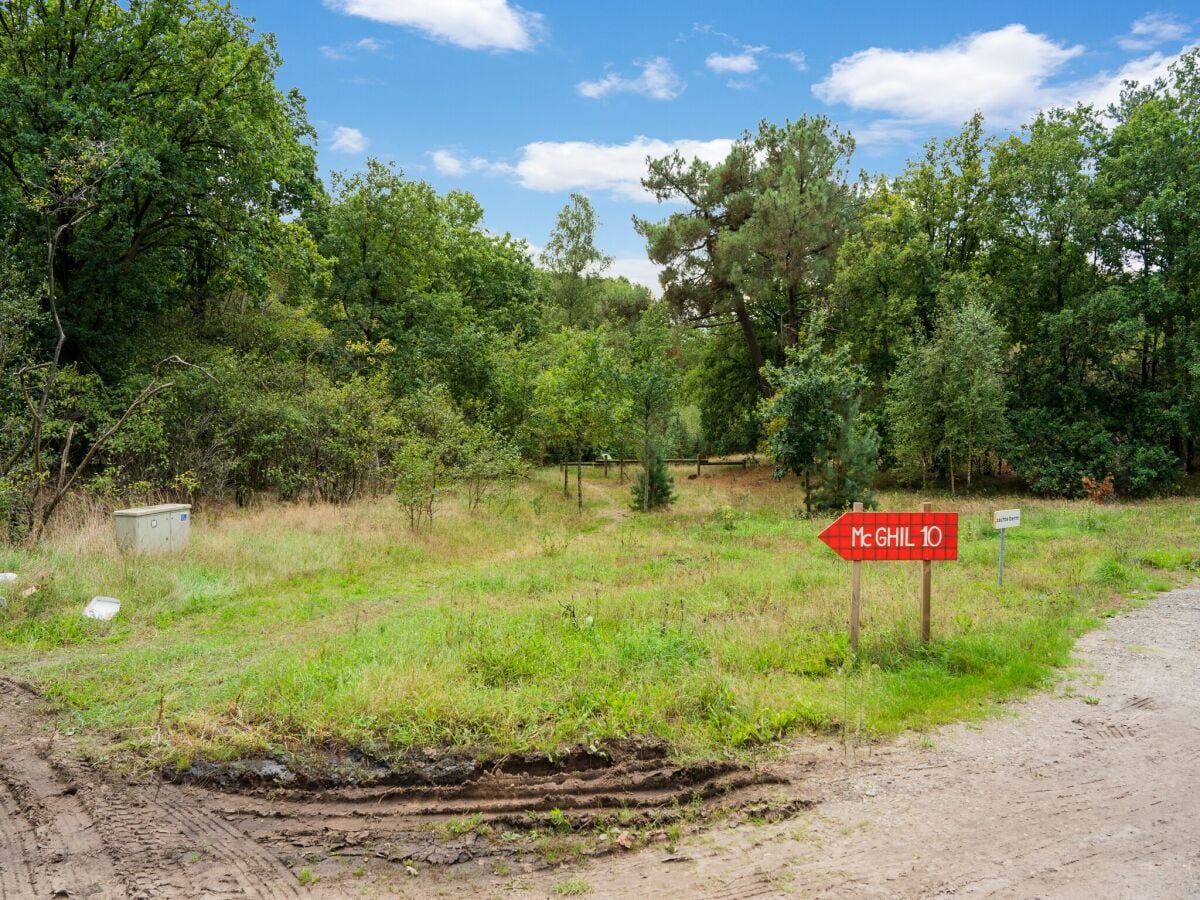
[0,573,16,585]
[83,596,121,621]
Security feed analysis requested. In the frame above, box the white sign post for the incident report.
[993,509,1021,586]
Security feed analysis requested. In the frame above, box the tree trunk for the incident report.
[784,286,799,349]
[563,462,569,497]
[643,438,651,512]
[804,470,811,517]
[732,294,771,397]
[949,449,956,494]
[576,458,583,514]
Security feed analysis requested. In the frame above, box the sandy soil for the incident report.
[2,584,1198,898]
[499,584,1200,899]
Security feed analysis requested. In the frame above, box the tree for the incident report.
[630,453,675,512]
[886,285,1009,491]
[722,118,856,350]
[0,0,319,366]
[542,193,612,327]
[683,329,765,454]
[392,387,467,529]
[760,339,877,514]
[938,289,1010,488]
[622,306,680,512]
[636,144,770,395]
[459,423,524,512]
[831,176,938,414]
[533,330,626,513]
[317,160,541,406]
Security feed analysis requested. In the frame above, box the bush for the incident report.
[1116,443,1179,497]
[1010,412,1180,498]
[630,453,675,511]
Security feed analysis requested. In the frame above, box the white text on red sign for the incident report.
[850,525,945,549]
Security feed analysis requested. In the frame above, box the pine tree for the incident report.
[630,453,676,511]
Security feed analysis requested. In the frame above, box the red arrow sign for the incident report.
[818,510,958,561]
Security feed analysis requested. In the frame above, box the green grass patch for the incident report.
[1,469,1196,768]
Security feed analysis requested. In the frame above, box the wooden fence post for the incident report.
[920,499,932,643]
[850,500,863,653]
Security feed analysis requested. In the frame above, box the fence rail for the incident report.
[558,457,754,479]
[560,458,751,467]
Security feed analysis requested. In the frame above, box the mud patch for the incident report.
[0,677,810,898]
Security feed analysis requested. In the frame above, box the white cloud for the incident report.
[324,0,542,52]
[320,37,387,60]
[1061,49,1185,112]
[329,126,368,153]
[609,257,664,296]
[1118,13,1189,51]
[512,136,733,200]
[851,119,921,147]
[578,58,684,101]
[777,50,807,72]
[705,51,758,75]
[434,136,733,200]
[430,148,514,177]
[431,149,466,176]
[814,24,1083,124]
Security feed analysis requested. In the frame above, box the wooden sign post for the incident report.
[850,501,863,651]
[921,500,932,643]
[818,501,959,650]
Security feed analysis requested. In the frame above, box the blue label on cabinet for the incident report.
[181,513,188,521]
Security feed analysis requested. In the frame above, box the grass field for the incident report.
[1,466,1197,771]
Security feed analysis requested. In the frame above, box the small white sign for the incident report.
[83,596,121,621]
[993,509,1021,530]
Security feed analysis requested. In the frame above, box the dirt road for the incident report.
[2,585,1198,898]
[505,584,1200,898]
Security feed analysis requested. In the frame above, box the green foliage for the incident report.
[0,0,319,364]
[392,388,524,527]
[623,306,681,510]
[684,330,764,454]
[630,454,676,511]
[316,160,540,406]
[761,339,878,513]
[721,117,856,349]
[532,329,627,510]
[392,387,467,529]
[886,287,1009,490]
[459,423,525,512]
[2,0,1199,541]
[542,193,612,327]
[813,393,881,513]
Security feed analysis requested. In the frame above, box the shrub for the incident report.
[630,453,675,511]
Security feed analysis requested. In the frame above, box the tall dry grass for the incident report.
[1,465,1196,767]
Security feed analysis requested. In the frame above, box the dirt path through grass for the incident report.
[2,583,1198,897]
[500,584,1200,898]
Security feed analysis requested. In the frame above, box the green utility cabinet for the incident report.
[113,503,191,554]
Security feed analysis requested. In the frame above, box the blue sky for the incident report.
[236,1,1197,290]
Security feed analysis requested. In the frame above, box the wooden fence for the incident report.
[558,456,753,480]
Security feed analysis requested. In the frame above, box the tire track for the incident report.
[0,781,35,900]
[152,795,301,899]
[497,585,1200,899]
[0,678,301,899]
